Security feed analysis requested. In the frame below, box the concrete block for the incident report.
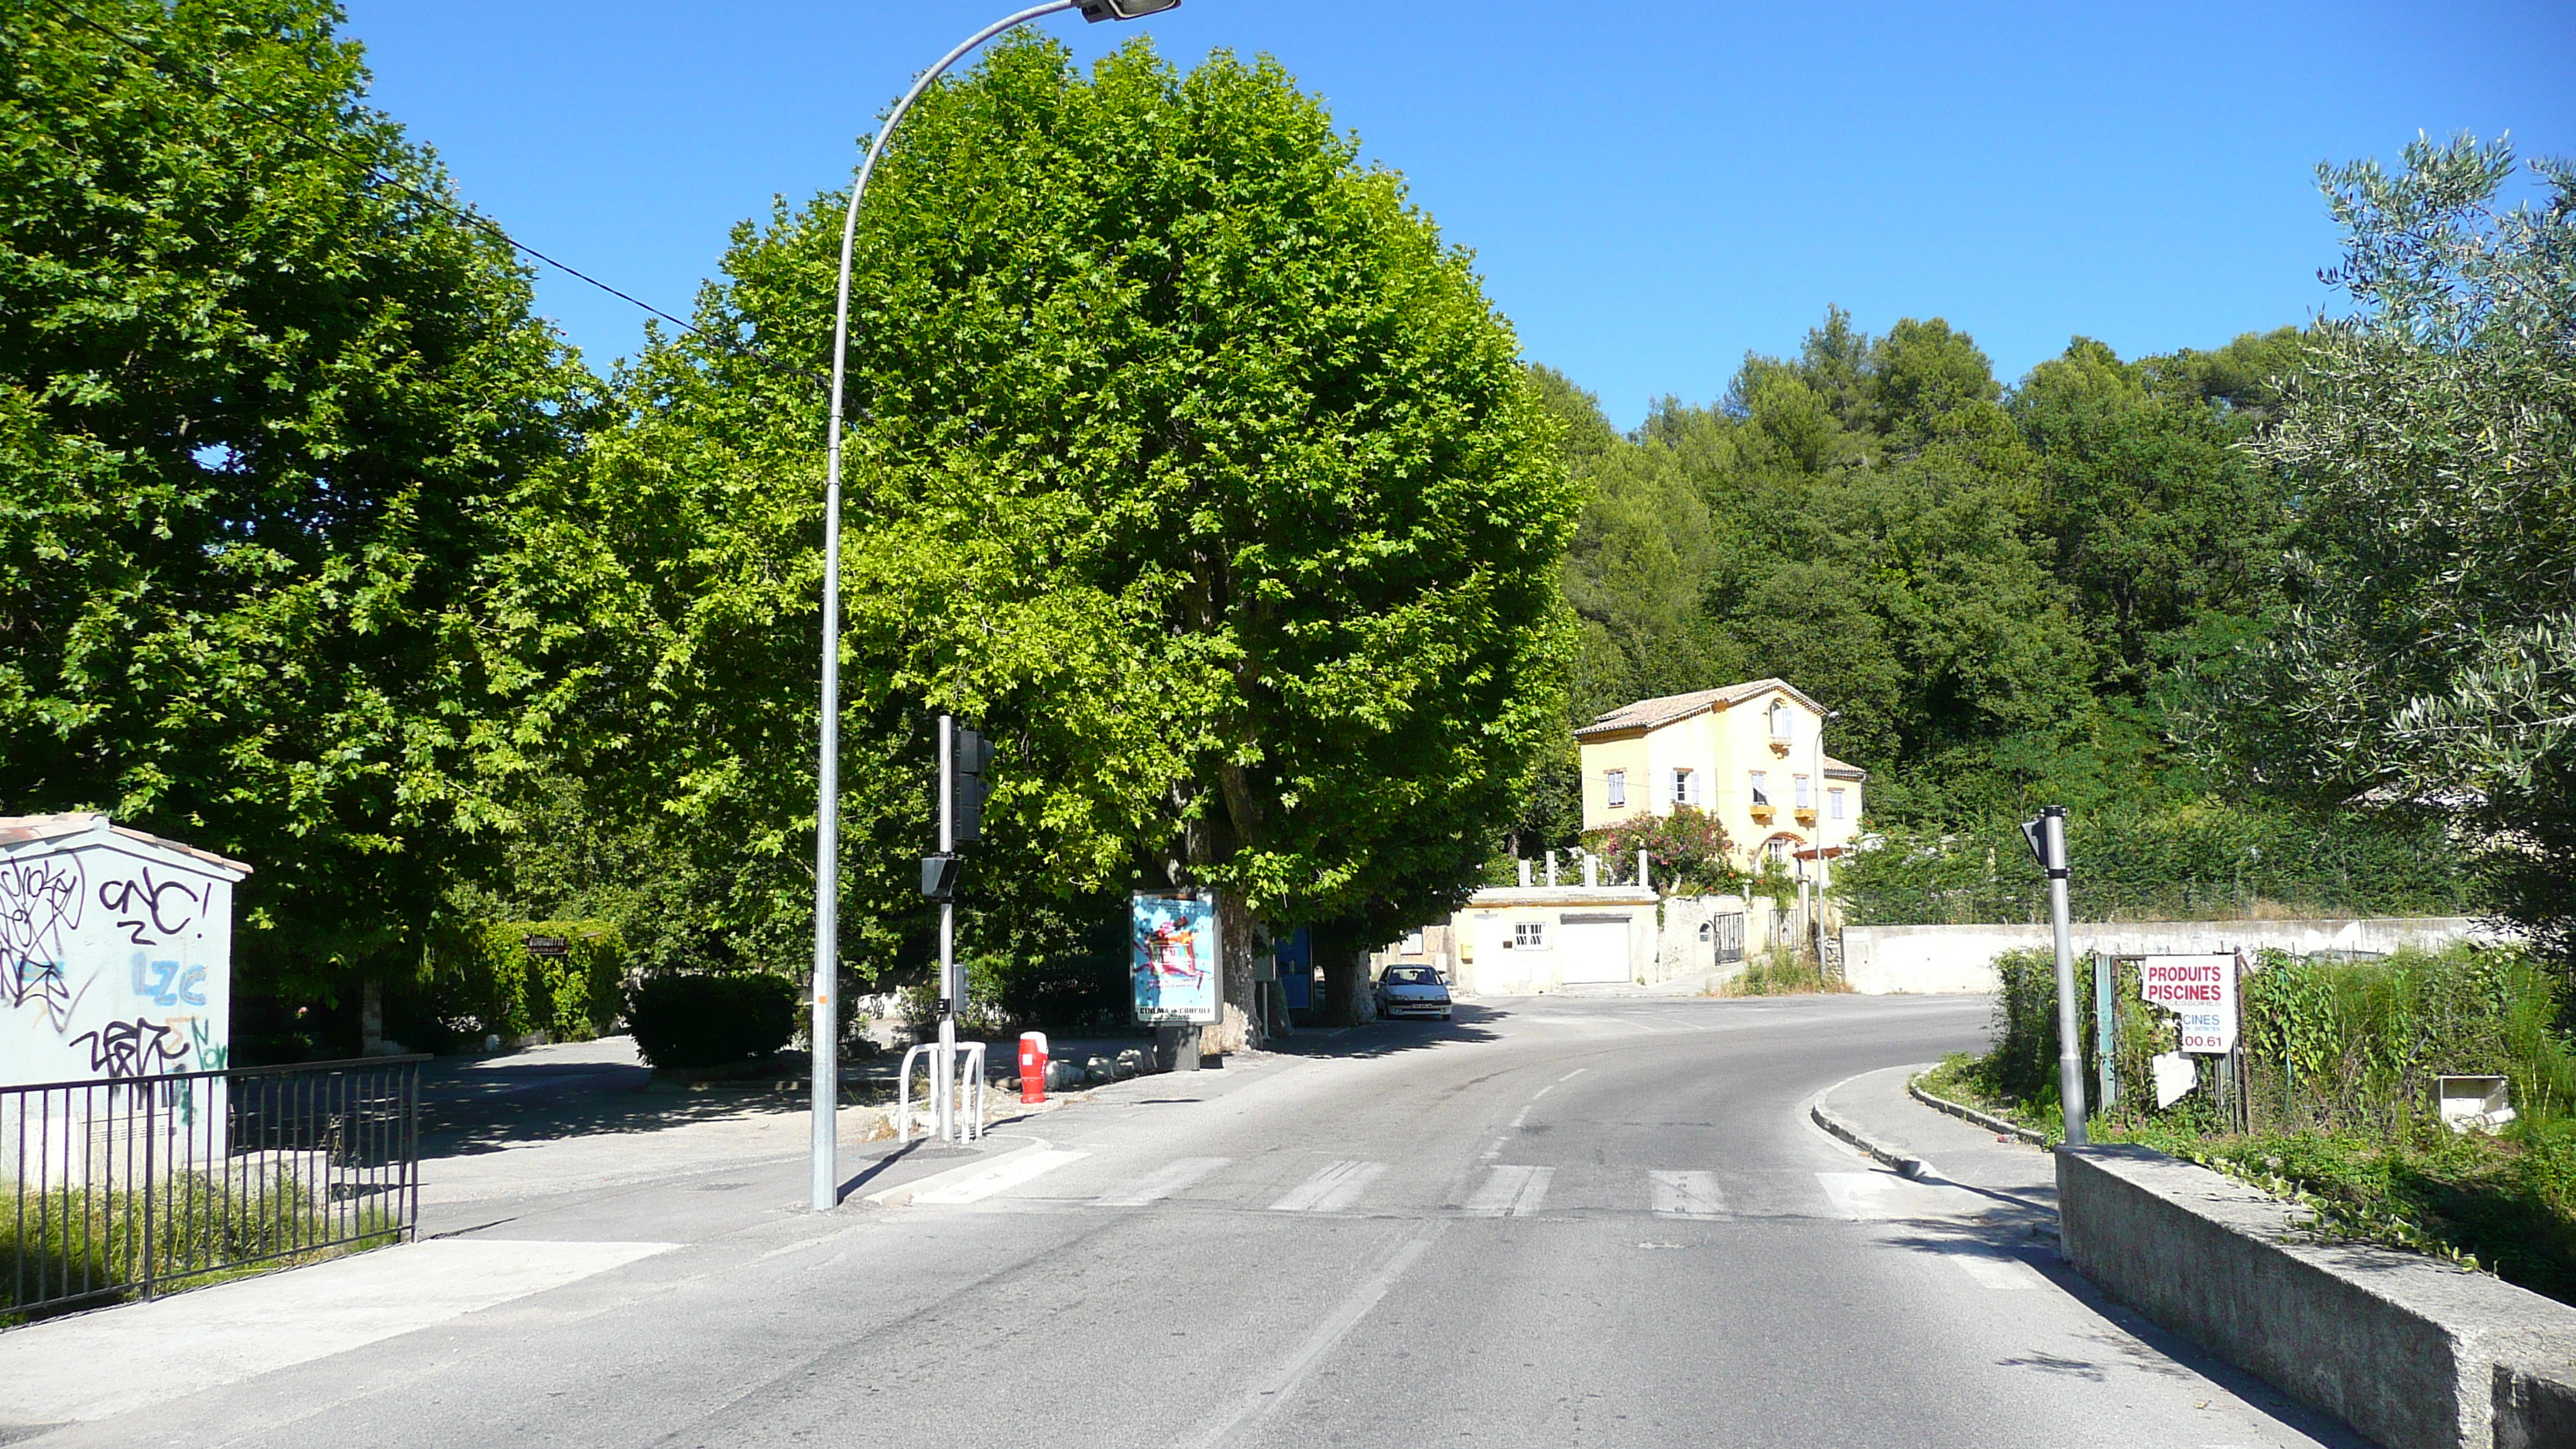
[2496,1357,2576,1449]
[2057,1143,2576,1449]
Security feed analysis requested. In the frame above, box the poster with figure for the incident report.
[1132,891,1220,1025]
[0,815,247,1090]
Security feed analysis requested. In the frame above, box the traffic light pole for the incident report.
[2041,807,2087,1146]
[936,716,959,1143]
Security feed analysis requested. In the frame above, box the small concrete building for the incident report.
[1448,885,1660,995]
[0,812,248,1088]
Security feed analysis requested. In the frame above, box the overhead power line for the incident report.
[39,0,828,392]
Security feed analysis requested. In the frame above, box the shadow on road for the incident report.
[1268,1002,1509,1060]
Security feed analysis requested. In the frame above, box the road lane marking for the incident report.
[1094,1156,1231,1208]
[1268,1160,1386,1212]
[1557,1067,1588,1081]
[911,1149,1088,1204]
[1180,1222,1445,1449]
[1649,1170,1728,1219]
[1813,1170,1978,1221]
[1946,1248,2048,1290]
[1463,1164,1553,1217]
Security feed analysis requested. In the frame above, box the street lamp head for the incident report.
[1081,0,1180,19]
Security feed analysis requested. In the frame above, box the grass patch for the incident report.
[1718,949,1853,997]
[1929,944,2576,1307]
[4,1167,402,1324]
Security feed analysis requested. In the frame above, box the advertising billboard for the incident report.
[1132,890,1221,1025]
[2139,952,2239,1054]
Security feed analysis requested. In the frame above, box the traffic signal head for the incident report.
[951,724,991,843]
[921,853,961,903]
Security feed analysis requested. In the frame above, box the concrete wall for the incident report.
[1449,888,1657,995]
[2059,1144,2576,1449]
[1839,916,2493,995]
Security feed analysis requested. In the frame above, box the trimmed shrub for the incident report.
[626,973,798,1070]
[432,920,624,1043]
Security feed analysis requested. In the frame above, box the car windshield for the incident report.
[1384,968,1436,985]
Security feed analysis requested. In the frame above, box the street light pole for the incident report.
[810,0,1182,1212]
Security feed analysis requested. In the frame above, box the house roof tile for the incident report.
[1574,678,1831,739]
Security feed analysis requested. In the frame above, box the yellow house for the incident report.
[1574,678,1866,872]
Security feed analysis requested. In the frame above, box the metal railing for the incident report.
[4,1054,423,1318]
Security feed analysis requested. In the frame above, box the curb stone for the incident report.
[1910,1074,2050,1146]
[1807,1067,1936,1180]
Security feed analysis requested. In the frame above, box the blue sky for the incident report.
[342,1,2573,430]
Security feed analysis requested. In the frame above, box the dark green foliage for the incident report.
[624,974,798,1070]
[426,920,624,1045]
[0,1,597,1006]
[1836,804,2469,926]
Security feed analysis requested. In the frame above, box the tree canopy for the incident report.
[2223,134,2576,957]
[0,0,594,1014]
[540,37,1577,1024]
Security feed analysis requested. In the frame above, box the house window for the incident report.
[1605,769,1626,807]
[1401,930,1425,956]
[1749,771,1770,807]
[1769,701,1792,742]
[1794,775,1812,810]
[1670,769,1695,806]
[1513,921,1546,950]
[1829,788,1846,820]
[1767,838,1793,866]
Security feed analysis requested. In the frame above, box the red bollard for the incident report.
[1019,1031,1049,1104]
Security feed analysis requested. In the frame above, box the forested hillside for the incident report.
[1526,313,2468,922]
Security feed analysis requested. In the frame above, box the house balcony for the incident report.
[1795,806,1817,825]
[1749,802,1775,824]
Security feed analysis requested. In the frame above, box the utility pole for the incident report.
[803,0,1184,1213]
[922,716,989,1142]
[2023,805,2086,1145]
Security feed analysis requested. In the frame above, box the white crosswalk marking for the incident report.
[911,1149,1089,1205]
[1463,1164,1553,1217]
[1814,1170,1979,1221]
[1094,1156,1231,1208]
[1648,1170,1728,1219]
[1946,1248,2047,1290]
[1269,1160,1386,1213]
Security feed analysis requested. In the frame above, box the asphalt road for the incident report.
[19,994,2359,1448]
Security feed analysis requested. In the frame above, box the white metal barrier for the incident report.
[895,1041,988,1143]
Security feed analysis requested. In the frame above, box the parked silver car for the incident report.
[1374,964,1453,1020]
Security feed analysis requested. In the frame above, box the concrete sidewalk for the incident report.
[1811,1062,2057,1228]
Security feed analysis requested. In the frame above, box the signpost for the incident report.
[2139,953,2239,1053]
[2139,951,2242,1113]
[1132,889,1220,1071]
[2021,805,2086,1146]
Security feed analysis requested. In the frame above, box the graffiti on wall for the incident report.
[0,845,231,1091]
[1,854,87,1031]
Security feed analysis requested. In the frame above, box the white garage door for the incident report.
[1557,916,1631,985]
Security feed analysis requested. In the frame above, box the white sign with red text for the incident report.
[2139,953,2239,1054]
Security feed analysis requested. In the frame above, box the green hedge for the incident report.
[434,920,624,1044]
[1836,803,2469,926]
[1988,943,2576,1135]
[625,972,798,1070]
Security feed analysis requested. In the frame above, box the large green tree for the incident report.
[2228,134,2576,959]
[560,38,1577,1030]
[0,0,595,1019]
